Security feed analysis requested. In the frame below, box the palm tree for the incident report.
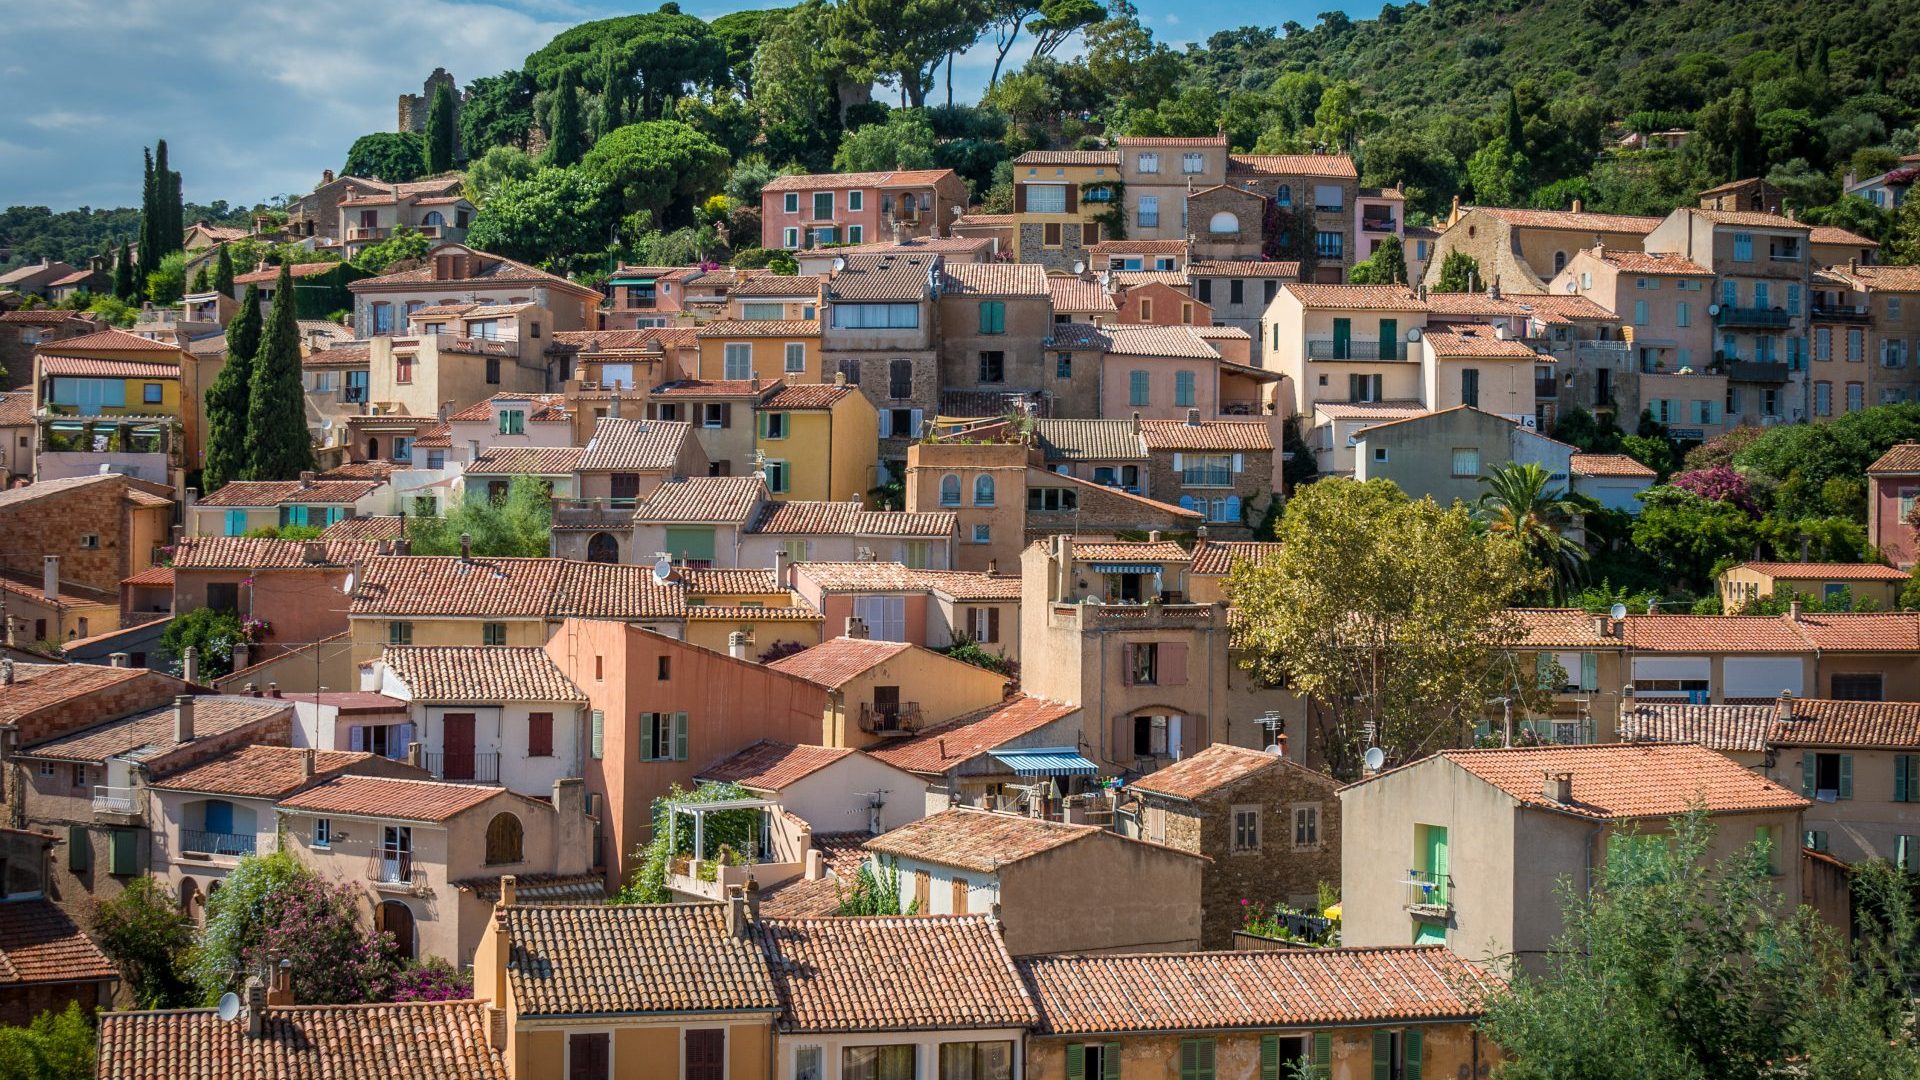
[1476,462,1588,603]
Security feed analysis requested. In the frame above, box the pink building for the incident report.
[761,170,971,251]
[1868,443,1920,568]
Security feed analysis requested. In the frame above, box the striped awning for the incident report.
[988,747,1100,777]
[1088,563,1161,574]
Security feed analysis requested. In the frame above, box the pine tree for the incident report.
[213,244,235,297]
[1504,89,1526,155]
[600,51,628,134]
[425,83,456,174]
[202,284,262,491]
[547,67,586,168]
[244,267,314,481]
[114,242,135,301]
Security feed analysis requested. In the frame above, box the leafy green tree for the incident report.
[1226,478,1539,778]
[463,145,537,208]
[406,476,553,558]
[545,66,587,167]
[424,82,457,174]
[835,857,919,915]
[1434,249,1481,292]
[460,71,537,155]
[212,243,234,296]
[1892,198,1920,266]
[0,1003,97,1080]
[160,607,248,678]
[833,109,939,172]
[1476,462,1588,603]
[189,266,211,294]
[831,0,990,108]
[1630,486,1761,593]
[581,121,728,228]
[200,283,260,492]
[244,263,314,481]
[1733,403,1920,519]
[343,132,426,183]
[466,167,613,272]
[752,0,852,170]
[1026,0,1105,60]
[350,226,432,275]
[192,850,393,1006]
[1346,235,1408,284]
[145,250,188,306]
[191,849,307,1000]
[93,877,195,1008]
[138,140,183,286]
[711,9,782,97]
[1467,135,1529,206]
[613,782,757,903]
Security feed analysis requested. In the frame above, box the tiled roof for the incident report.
[1434,742,1808,819]
[1773,699,1920,750]
[1189,541,1283,576]
[349,245,598,296]
[0,899,117,987]
[1018,947,1496,1035]
[1507,608,1620,649]
[1421,292,1531,317]
[1690,208,1808,230]
[1047,277,1117,314]
[1033,419,1146,461]
[696,318,821,338]
[195,479,382,507]
[1313,400,1428,420]
[767,638,915,687]
[747,502,955,537]
[231,261,345,285]
[94,1000,508,1080]
[24,695,288,764]
[550,327,694,352]
[1092,240,1189,255]
[0,390,33,426]
[322,515,406,541]
[171,537,379,569]
[0,310,90,325]
[1619,614,1809,652]
[826,253,938,302]
[674,568,779,595]
[1570,453,1656,479]
[1187,260,1301,278]
[578,417,692,472]
[1280,283,1427,311]
[1044,321,1112,349]
[303,344,371,368]
[1420,328,1541,359]
[1475,207,1666,233]
[1103,324,1218,360]
[912,570,1023,601]
[1618,703,1776,754]
[42,327,181,351]
[1597,249,1711,276]
[764,169,955,192]
[940,262,1050,298]
[0,665,148,724]
[867,808,1112,873]
[864,696,1079,775]
[1014,149,1120,166]
[1868,443,1920,474]
[825,237,994,259]
[501,904,778,1017]
[697,740,856,791]
[1129,743,1297,800]
[758,916,1036,1033]
[952,213,1018,227]
[1070,539,1189,562]
[687,605,823,623]
[1109,271,1188,288]
[279,774,503,822]
[1809,225,1879,248]
[1789,611,1920,651]
[730,274,825,299]
[378,646,584,702]
[468,447,585,475]
[630,476,766,524]
[790,561,925,592]
[1838,265,1920,293]
[763,383,857,409]
[452,872,606,905]
[1734,561,1908,582]
[1516,294,1618,326]
[649,379,771,398]
[1138,419,1273,450]
[37,356,179,378]
[0,473,129,507]
[349,556,688,619]
[446,393,569,423]
[318,463,401,484]
[150,745,388,798]
[120,565,174,588]
[1226,153,1358,179]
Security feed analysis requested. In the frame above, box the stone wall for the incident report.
[0,476,135,593]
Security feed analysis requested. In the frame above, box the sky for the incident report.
[0,0,1372,212]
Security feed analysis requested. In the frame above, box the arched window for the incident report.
[1276,185,1292,207]
[378,901,416,959]
[939,475,961,507]
[485,813,524,865]
[1553,250,1568,274]
[179,877,199,914]
[1208,211,1239,234]
[586,533,620,563]
[366,437,379,460]
[973,475,996,507]
[421,211,446,228]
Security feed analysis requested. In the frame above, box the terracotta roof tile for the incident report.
[730,274,825,299]
[1619,614,1809,652]
[697,740,856,791]
[826,253,939,302]
[1689,208,1808,230]
[766,638,915,686]
[1435,742,1808,819]
[1836,265,1920,293]
[452,872,606,905]
[348,245,598,297]
[747,503,955,537]
[1189,541,1283,576]
[939,262,1050,298]
[0,391,33,427]
[1069,539,1189,563]
[1475,207,1665,233]
[1109,271,1189,288]
[317,463,401,483]
[321,515,406,541]
[763,170,956,193]
[696,318,821,338]
[790,562,925,592]
[1226,153,1358,179]
[24,695,289,763]
[468,447,585,475]
[172,537,379,569]
[1736,561,1908,582]
[0,665,148,725]
[649,379,773,398]
[41,327,181,351]
[446,393,569,423]
[1618,703,1776,754]
[230,261,346,285]
[1187,260,1300,278]
[37,356,179,378]
[911,570,1023,601]
[0,310,91,325]
[1506,608,1620,648]
[1129,744,1302,800]
[1047,277,1117,314]
[1868,443,1920,474]
[863,696,1079,775]
[1138,419,1273,450]
[763,384,858,409]
[1102,324,1218,360]
[1033,419,1146,461]
[1018,947,1497,1035]
[501,904,779,1017]
[630,476,766,524]
[279,774,504,822]
[1810,225,1879,248]
[578,417,692,472]
[120,565,174,588]
[1772,698,1920,750]
[1420,327,1541,359]
[377,646,584,701]
[865,807,1100,872]
[757,916,1036,1033]
[755,875,845,918]
[1596,249,1711,276]
[349,556,688,619]
[94,1000,508,1080]
[1421,292,1531,317]
[1570,453,1656,478]
[195,479,382,507]
[1091,240,1189,255]
[676,568,780,595]
[302,344,371,368]
[1014,150,1120,166]
[150,745,396,798]
[1516,294,1622,326]
[1280,283,1427,311]
[0,899,117,987]
[1789,611,1920,651]
[1313,400,1428,420]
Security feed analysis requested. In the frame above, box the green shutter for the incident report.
[590,709,604,760]
[1196,1038,1215,1080]
[110,828,139,875]
[1580,653,1598,691]
[1066,1045,1085,1080]
[1899,756,1911,804]
[1103,1044,1120,1080]
[1900,835,1913,870]
[673,712,689,761]
[67,826,89,871]
[1404,1029,1422,1080]
[1802,752,1816,797]
[1534,652,1552,690]
[1261,1035,1280,1080]
[1840,754,1854,799]
[641,713,657,760]
[1312,1033,1332,1080]
[1372,1031,1392,1080]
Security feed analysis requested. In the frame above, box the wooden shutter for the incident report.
[528,713,553,758]
[68,826,88,871]
[1066,1045,1085,1080]
[1372,1031,1392,1080]
[1840,754,1854,799]
[1102,1044,1121,1080]
[719,403,732,428]
[110,829,139,875]
[641,713,657,759]
[1084,222,1101,246]
[590,710,604,760]
[1180,1039,1198,1080]
[1404,1029,1423,1080]
[1160,642,1188,686]
[987,607,1000,644]
[568,1032,608,1080]
[1260,1035,1280,1080]
[1014,184,1028,212]
[1065,184,1078,212]
[1311,1033,1332,1080]
[1899,756,1910,803]
[673,712,689,761]
[1802,752,1815,796]
[1121,644,1136,686]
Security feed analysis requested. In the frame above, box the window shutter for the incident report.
[1121,645,1136,686]
[1014,184,1028,213]
[1172,452,1184,471]
[395,723,414,753]
[980,303,993,334]
[641,713,657,759]
[1260,1035,1280,1080]
[987,607,1000,644]
[1161,642,1188,686]
[1312,1033,1332,1080]
[720,403,732,428]
[1899,756,1910,804]
[1372,1032,1392,1080]
[1840,754,1854,799]
[1066,1045,1085,1080]
[673,712,689,761]
[590,710,604,760]
[1179,495,1197,512]
[1179,1040,1196,1078]
[909,408,924,434]
[1232,453,1244,473]
[1224,495,1241,521]
[110,828,139,875]
[1901,835,1913,870]
[68,825,88,871]
[1534,652,1553,689]
[1197,1038,1215,1080]
[1404,1030,1422,1080]
[1102,1044,1120,1080]
[1581,653,1599,691]
[1064,185,1078,213]
[350,725,365,752]
[528,713,553,758]
[878,410,893,437]
[1802,752,1815,797]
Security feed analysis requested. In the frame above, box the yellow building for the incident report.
[753,382,878,501]
[1717,561,1909,613]
[1010,149,1123,271]
[33,329,190,487]
[765,634,1012,748]
[695,320,824,384]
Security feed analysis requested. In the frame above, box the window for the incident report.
[223,510,247,537]
[1315,232,1343,259]
[1139,298,1153,321]
[1806,829,1830,852]
[764,460,789,493]
[1676,300,1690,327]
[1055,352,1072,379]
[1313,185,1344,212]
[761,412,789,439]
[388,621,413,645]
[1129,370,1150,406]
[640,712,689,762]
[1129,643,1159,685]
[978,352,1005,383]
[739,302,784,320]
[1138,196,1160,228]
[1178,1038,1216,1080]
[1197,278,1212,304]
[783,192,800,213]
[484,813,523,864]
[796,1047,825,1080]
[1848,382,1864,412]
[781,341,807,374]
[1372,446,1389,463]
[782,227,799,249]
[1276,184,1292,206]
[684,1030,725,1080]
[1815,381,1833,416]
[844,190,864,212]
[1293,805,1320,848]
[1803,751,1853,802]
[1733,233,1754,261]
[1633,299,1650,326]
[939,1041,1013,1080]
[940,474,962,506]
[1230,279,1244,306]
[528,712,554,758]
[314,819,333,848]
[886,358,915,400]
[483,622,507,646]
[1231,807,1261,853]
[978,301,1006,334]
[973,475,996,506]
[1137,152,1160,173]
[371,302,393,334]
[1068,1044,1120,1080]
[843,1045,915,1080]
[1182,152,1206,174]
[833,303,920,329]
[972,523,991,545]
[142,382,164,404]
[1026,184,1067,213]
[1208,211,1237,234]
[1450,447,1481,477]
[1460,367,1480,407]
[1181,453,1234,487]
[1027,487,1078,511]
[723,342,752,380]
[395,355,413,383]
[498,409,525,435]
[1371,1030,1422,1080]
[847,224,864,243]
[1174,370,1196,406]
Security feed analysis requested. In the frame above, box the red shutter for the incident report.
[1064,184,1078,213]
[1121,644,1135,686]
[987,607,1000,644]
[1160,642,1188,686]
[528,713,553,758]
[1014,184,1028,213]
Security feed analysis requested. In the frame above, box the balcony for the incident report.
[1811,303,1872,322]
[553,499,638,529]
[1724,360,1792,384]
[348,226,390,242]
[411,225,443,239]
[1049,600,1222,630]
[1180,467,1234,488]
[369,851,416,886]
[423,750,501,785]
[1219,399,1264,417]
[181,829,257,858]
[1404,869,1452,919]
[859,702,924,737]
[1306,339,1401,361]
[91,785,138,815]
[1715,306,1793,328]
[1535,375,1559,400]
[1361,215,1398,233]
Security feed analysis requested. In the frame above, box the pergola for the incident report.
[664,796,778,864]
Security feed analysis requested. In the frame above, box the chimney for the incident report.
[109,652,129,668]
[1570,198,1583,214]
[1489,275,1502,300]
[268,682,280,698]
[488,1008,508,1052]
[301,748,316,779]
[1185,407,1200,426]
[267,957,294,1007]
[773,548,791,587]
[609,396,621,419]
[844,616,869,640]
[406,740,424,768]
[298,471,315,489]
[183,646,201,686]
[174,695,195,743]
[986,559,998,575]
[1777,690,1795,723]
[460,532,473,561]
[42,556,59,602]
[834,369,847,387]
[1850,257,1859,273]
[1148,530,1161,543]
[393,538,411,556]
[303,540,326,564]
[1593,613,1609,639]
[1543,771,1573,805]
[726,885,748,938]
[500,874,518,906]
[245,977,268,1038]
[728,631,748,660]
[1131,411,1141,435]
[2,660,15,687]
[1449,194,1461,221]
[1789,598,1803,622]
[745,877,761,922]
[323,168,334,183]
[232,642,249,673]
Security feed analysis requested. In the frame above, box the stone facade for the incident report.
[1016,223,1099,273]
[1027,1023,1487,1080]
[1141,448,1275,540]
[1186,186,1267,262]
[0,475,171,594]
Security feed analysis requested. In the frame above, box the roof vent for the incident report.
[1543,771,1573,804]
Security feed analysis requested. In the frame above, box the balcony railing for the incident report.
[371,851,414,885]
[1361,216,1398,232]
[348,226,390,242]
[92,786,138,814]
[1219,399,1263,417]
[553,499,639,528]
[1180,467,1234,488]
[1405,869,1452,912]
[1811,303,1872,322]
[1306,339,1400,361]
[181,829,257,858]
[1049,601,1222,630]
[1715,306,1793,328]
[423,750,501,784]
[1535,377,1559,399]
[859,703,924,737]
[1724,360,1792,384]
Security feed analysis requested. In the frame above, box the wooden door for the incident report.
[567,1032,608,1080]
[684,1029,725,1080]
[442,713,476,781]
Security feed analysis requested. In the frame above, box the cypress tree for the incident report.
[425,83,456,174]
[114,242,135,301]
[213,244,235,297]
[155,140,183,259]
[191,266,211,294]
[138,147,158,285]
[1504,90,1525,156]
[547,67,586,168]
[202,284,262,491]
[243,266,314,481]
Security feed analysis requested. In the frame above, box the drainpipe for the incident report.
[1582,819,1607,898]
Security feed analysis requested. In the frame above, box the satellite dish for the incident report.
[1610,602,1627,620]
[1406,327,1423,342]
[1072,261,1087,275]
[341,571,356,595]
[1264,743,1284,757]
[216,992,242,1022]
[1363,746,1386,772]
[1563,280,1577,294]
[653,556,673,583]
[831,256,847,273]
[1707,303,1722,316]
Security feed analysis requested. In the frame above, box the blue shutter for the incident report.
[225,510,246,536]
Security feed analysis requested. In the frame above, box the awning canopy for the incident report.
[609,276,657,286]
[1089,562,1163,574]
[989,747,1100,777]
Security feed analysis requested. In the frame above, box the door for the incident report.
[1424,825,1450,902]
[567,1032,609,1080]
[442,714,476,781]
[378,900,416,960]
[685,1029,725,1080]
[1379,318,1397,361]
[1332,317,1352,359]
[609,473,640,502]
[872,685,902,730]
